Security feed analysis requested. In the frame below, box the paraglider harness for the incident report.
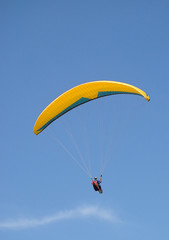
[91,175,103,193]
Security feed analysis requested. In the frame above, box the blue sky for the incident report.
[0,0,169,239]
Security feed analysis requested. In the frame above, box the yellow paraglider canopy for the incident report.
[34,81,150,135]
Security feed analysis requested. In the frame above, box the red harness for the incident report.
[92,181,99,191]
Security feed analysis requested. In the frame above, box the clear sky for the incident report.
[0,0,169,239]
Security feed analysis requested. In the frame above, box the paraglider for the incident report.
[33,80,150,135]
[91,175,103,194]
[33,80,150,193]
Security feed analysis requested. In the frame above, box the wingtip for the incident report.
[145,95,150,101]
